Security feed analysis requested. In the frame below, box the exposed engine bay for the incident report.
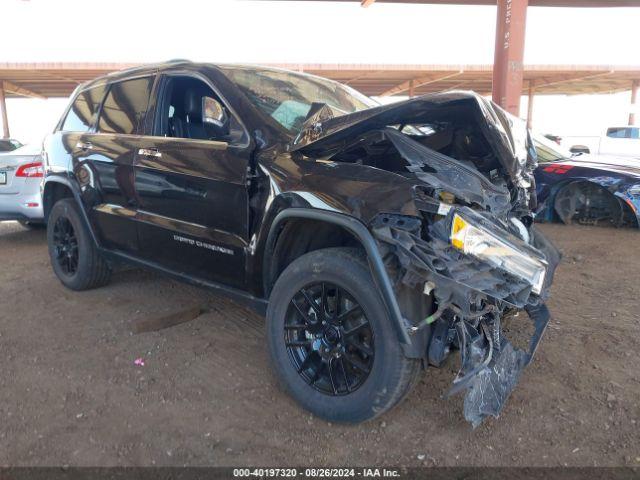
[291,92,561,427]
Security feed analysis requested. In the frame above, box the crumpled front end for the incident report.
[289,91,561,427]
[371,207,559,427]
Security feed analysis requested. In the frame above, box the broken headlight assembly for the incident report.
[450,213,547,294]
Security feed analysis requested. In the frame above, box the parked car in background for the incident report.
[42,61,559,427]
[565,126,640,158]
[0,144,45,228]
[534,133,640,228]
[0,138,23,153]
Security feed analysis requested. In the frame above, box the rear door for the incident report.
[133,71,252,289]
[76,75,155,253]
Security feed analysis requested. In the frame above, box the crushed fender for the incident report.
[372,210,560,427]
[292,90,563,427]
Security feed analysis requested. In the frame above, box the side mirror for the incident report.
[202,96,228,129]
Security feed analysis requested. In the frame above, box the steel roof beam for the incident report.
[380,70,464,96]
[1,80,45,99]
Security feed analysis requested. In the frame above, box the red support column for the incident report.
[492,0,529,116]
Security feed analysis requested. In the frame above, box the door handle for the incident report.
[75,141,93,150]
[138,148,162,158]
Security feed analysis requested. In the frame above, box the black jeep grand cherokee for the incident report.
[43,60,560,427]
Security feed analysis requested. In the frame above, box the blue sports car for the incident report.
[533,134,640,228]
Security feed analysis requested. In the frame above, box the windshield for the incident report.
[220,66,377,135]
[533,133,572,163]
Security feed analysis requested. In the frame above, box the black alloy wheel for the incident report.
[285,282,374,396]
[52,216,79,275]
[47,198,111,291]
[266,247,422,423]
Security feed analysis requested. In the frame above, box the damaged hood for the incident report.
[290,91,533,187]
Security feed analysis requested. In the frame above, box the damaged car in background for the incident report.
[42,61,559,428]
[534,133,640,228]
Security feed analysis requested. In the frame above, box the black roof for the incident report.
[75,60,338,94]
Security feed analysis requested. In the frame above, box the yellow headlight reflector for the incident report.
[451,214,467,250]
[449,213,547,295]
[451,215,467,250]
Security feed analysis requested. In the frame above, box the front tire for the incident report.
[266,247,420,423]
[47,198,111,291]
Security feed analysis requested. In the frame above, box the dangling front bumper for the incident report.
[447,303,550,428]
[371,208,560,427]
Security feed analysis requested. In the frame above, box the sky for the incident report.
[2,0,640,144]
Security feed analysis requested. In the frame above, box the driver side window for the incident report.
[156,75,245,144]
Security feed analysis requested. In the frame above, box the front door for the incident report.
[134,73,252,289]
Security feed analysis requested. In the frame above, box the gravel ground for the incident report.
[0,221,639,467]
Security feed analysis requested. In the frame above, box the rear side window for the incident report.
[61,85,106,132]
[97,77,153,135]
[0,140,16,152]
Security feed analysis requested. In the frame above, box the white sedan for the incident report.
[0,144,45,228]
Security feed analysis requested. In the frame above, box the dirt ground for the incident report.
[0,221,639,467]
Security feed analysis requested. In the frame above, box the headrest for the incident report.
[184,87,208,119]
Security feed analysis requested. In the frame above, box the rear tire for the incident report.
[47,198,111,290]
[266,247,420,423]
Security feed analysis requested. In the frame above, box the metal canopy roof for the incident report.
[1,62,639,99]
[285,0,640,6]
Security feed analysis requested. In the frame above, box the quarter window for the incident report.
[97,77,153,135]
[61,85,107,132]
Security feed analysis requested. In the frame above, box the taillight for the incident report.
[15,162,44,178]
